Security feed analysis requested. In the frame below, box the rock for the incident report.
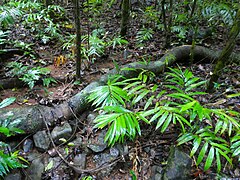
[47,157,70,179]
[33,131,50,152]
[27,151,42,162]
[73,153,87,169]
[23,139,33,153]
[93,153,116,177]
[151,166,163,180]
[110,147,119,157]
[87,113,97,124]
[26,157,44,180]
[87,130,107,153]
[71,136,83,147]
[51,123,72,144]
[5,170,22,180]
[48,148,57,157]
[115,144,128,156]
[162,146,192,180]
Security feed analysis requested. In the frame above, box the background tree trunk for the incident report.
[120,0,130,37]
[73,0,82,78]
[207,7,240,92]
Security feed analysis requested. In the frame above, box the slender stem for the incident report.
[74,0,82,79]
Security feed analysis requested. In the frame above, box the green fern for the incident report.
[94,106,149,146]
[89,67,240,172]
[0,98,26,177]
[0,150,26,177]
[88,75,129,108]
[0,6,22,28]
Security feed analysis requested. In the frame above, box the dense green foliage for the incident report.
[7,62,56,89]
[0,98,26,177]
[89,67,240,173]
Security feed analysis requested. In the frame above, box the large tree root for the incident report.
[0,45,239,136]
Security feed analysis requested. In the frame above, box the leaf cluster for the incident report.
[0,98,27,177]
[7,62,56,89]
[88,67,240,173]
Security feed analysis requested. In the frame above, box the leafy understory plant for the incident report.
[0,98,27,177]
[88,66,240,173]
[7,62,56,89]
[136,27,154,46]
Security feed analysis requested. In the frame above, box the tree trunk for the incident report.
[207,7,240,92]
[73,0,82,78]
[161,0,172,48]
[120,0,130,37]
[0,45,239,137]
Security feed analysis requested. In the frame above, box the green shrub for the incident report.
[89,66,240,172]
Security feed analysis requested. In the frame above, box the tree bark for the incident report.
[73,0,82,78]
[0,45,239,137]
[207,7,240,92]
[120,0,130,37]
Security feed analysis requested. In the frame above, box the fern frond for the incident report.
[0,151,25,177]
[94,106,144,146]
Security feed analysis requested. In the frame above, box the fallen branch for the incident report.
[0,45,239,136]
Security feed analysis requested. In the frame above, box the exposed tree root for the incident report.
[0,45,239,136]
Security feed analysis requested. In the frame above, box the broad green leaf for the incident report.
[231,140,240,149]
[144,95,154,110]
[128,84,146,95]
[227,93,240,98]
[0,127,10,136]
[215,149,221,173]
[103,106,130,113]
[123,81,142,91]
[210,142,230,152]
[218,149,232,165]
[177,133,195,146]
[204,146,214,171]
[156,111,169,130]
[150,109,164,123]
[185,77,199,86]
[161,113,173,133]
[232,146,240,157]
[190,136,202,157]
[180,101,196,112]
[214,121,223,134]
[137,113,150,124]
[231,135,240,143]
[197,142,209,165]
[0,97,16,108]
[133,89,150,104]
[45,160,54,171]
[185,80,207,92]
[220,121,228,135]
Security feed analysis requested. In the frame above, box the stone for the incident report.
[115,144,128,156]
[151,166,163,180]
[5,170,22,180]
[87,113,97,123]
[93,153,116,177]
[71,136,83,147]
[51,123,72,144]
[23,139,33,153]
[162,146,192,180]
[87,130,107,153]
[26,157,44,180]
[33,131,50,152]
[73,153,87,169]
[110,147,119,157]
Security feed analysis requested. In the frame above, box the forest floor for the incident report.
[0,1,240,180]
